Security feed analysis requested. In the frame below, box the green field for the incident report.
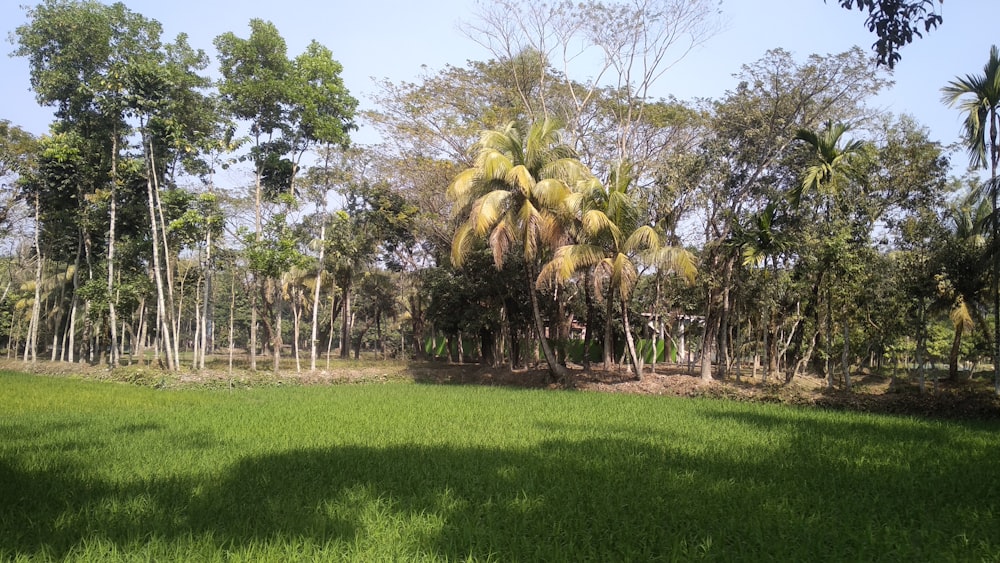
[1,371,998,562]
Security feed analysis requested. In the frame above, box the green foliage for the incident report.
[214,19,290,135]
[243,215,308,279]
[14,0,163,121]
[831,0,942,68]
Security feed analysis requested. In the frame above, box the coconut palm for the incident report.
[793,120,867,390]
[942,45,1000,395]
[539,164,696,379]
[450,118,590,382]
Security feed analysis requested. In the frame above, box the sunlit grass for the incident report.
[2,370,998,561]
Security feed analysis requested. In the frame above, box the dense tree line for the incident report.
[1,0,996,396]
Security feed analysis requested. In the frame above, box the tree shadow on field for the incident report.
[2,415,999,560]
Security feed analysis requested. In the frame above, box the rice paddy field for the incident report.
[1,370,999,561]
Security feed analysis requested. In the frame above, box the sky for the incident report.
[0,0,996,168]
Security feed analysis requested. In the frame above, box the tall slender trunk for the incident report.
[715,283,731,380]
[67,236,82,363]
[581,269,595,371]
[145,137,176,371]
[310,223,325,371]
[292,289,302,372]
[648,273,662,375]
[502,304,515,370]
[715,259,734,380]
[106,132,120,367]
[135,298,147,366]
[191,273,203,370]
[525,261,568,382]
[621,297,642,379]
[200,228,212,370]
[250,284,258,370]
[273,282,283,373]
[842,317,852,390]
[339,277,352,359]
[326,293,337,370]
[826,285,834,390]
[700,304,720,382]
[228,265,236,375]
[991,109,999,396]
[603,291,615,371]
[26,193,42,364]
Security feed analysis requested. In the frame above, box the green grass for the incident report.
[2,371,999,562]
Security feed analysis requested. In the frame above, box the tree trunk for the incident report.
[310,224,325,371]
[339,278,352,359]
[25,190,44,364]
[842,316,852,391]
[603,291,615,371]
[228,267,236,375]
[249,283,258,371]
[106,133,120,367]
[700,305,719,382]
[714,259,734,380]
[525,262,568,382]
[581,269,596,371]
[621,297,642,379]
[200,227,213,370]
[144,134,176,371]
[273,281,283,373]
[292,294,302,373]
[990,108,1000,396]
[948,321,967,382]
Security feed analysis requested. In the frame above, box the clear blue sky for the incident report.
[1,0,995,164]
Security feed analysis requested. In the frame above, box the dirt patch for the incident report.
[4,358,998,421]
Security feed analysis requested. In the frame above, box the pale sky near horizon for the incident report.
[1,0,996,170]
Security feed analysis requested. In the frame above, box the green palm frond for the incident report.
[792,120,866,206]
[649,246,697,285]
[536,243,604,288]
[622,225,660,255]
[451,222,475,268]
[450,119,594,279]
[581,209,621,243]
[941,45,1000,171]
[479,149,513,182]
[447,167,480,205]
[611,253,639,300]
[541,157,589,183]
[506,164,535,195]
[470,189,510,237]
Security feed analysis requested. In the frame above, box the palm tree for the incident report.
[450,118,589,382]
[940,193,991,382]
[942,45,1000,396]
[730,201,792,381]
[793,120,867,390]
[539,164,696,379]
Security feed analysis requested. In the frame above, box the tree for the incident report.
[829,0,943,69]
[693,47,887,382]
[942,45,1000,396]
[539,164,696,378]
[793,120,867,390]
[450,119,591,382]
[14,0,166,367]
[937,194,989,382]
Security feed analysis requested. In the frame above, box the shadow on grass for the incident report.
[2,413,999,561]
